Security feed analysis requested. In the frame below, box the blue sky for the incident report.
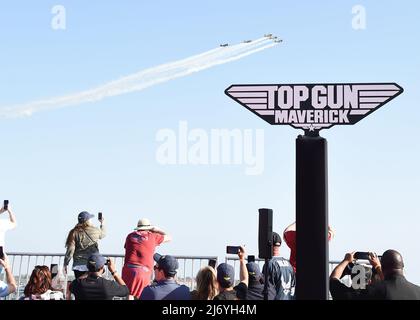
[0,1,419,282]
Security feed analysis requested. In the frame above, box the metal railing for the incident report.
[1,252,344,300]
[225,256,341,273]
[0,252,218,300]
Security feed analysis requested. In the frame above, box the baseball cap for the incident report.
[78,211,95,223]
[87,254,107,272]
[154,253,179,276]
[272,232,282,246]
[246,262,262,281]
[216,263,235,288]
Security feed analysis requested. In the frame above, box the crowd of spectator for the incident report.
[1,203,420,300]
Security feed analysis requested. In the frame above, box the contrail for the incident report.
[0,37,280,118]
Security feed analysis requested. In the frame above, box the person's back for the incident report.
[122,219,170,299]
[213,286,247,301]
[213,248,249,301]
[65,212,106,278]
[71,274,129,300]
[246,281,264,300]
[70,254,129,300]
[365,274,420,300]
[22,265,63,301]
[140,254,190,300]
[140,280,190,300]
[263,232,296,300]
[362,249,420,300]
[264,257,295,300]
[124,230,164,269]
[246,262,264,300]
[0,253,17,298]
[191,266,218,300]
[22,289,63,300]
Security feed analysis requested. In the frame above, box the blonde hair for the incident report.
[194,266,218,300]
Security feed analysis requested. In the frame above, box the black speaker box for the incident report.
[258,208,273,259]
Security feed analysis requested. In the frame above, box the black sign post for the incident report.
[296,131,328,299]
[225,83,403,300]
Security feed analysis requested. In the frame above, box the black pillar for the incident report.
[296,132,329,300]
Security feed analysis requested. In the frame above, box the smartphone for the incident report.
[248,255,255,263]
[50,264,58,278]
[354,252,370,260]
[98,212,103,221]
[3,200,9,210]
[226,246,241,254]
[208,259,217,269]
[0,246,4,259]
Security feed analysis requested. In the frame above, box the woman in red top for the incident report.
[122,218,171,299]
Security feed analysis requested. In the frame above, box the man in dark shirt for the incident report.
[70,254,129,300]
[329,251,379,300]
[246,262,264,300]
[140,253,190,300]
[330,250,420,300]
[365,250,420,300]
[262,232,296,300]
[214,246,248,300]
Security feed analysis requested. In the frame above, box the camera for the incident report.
[3,200,9,211]
[208,259,217,269]
[50,264,58,278]
[105,258,111,266]
[226,246,241,254]
[354,252,370,260]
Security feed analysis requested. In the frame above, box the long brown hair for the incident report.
[65,221,90,248]
[195,266,218,300]
[24,266,52,296]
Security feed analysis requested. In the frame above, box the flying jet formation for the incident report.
[220,43,229,47]
[242,40,252,43]
[263,33,283,43]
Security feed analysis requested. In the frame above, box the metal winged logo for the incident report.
[225,83,403,132]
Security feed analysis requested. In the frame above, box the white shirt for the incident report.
[0,219,16,246]
[0,280,9,298]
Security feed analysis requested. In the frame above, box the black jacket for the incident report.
[364,274,420,300]
[330,274,420,300]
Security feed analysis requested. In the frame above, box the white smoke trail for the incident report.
[114,43,278,95]
[0,37,279,118]
[105,37,271,90]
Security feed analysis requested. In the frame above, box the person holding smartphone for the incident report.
[64,211,106,279]
[70,254,129,300]
[213,246,248,300]
[246,262,264,300]
[0,201,17,250]
[0,252,17,298]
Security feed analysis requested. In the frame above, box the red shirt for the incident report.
[124,231,164,269]
[283,230,332,273]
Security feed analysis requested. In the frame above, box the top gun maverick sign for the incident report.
[225,83,403,132]
[225,82,403,300]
